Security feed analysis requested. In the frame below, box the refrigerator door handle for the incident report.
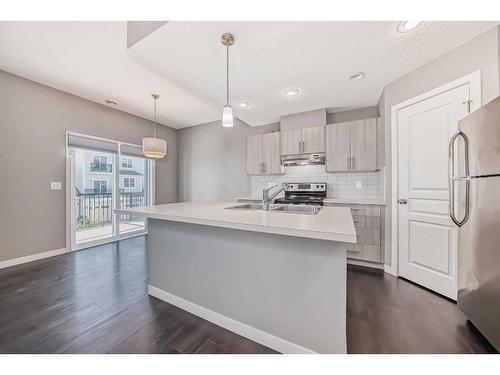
[448,130,470,227]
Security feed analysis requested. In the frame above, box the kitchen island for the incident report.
[116,202,356,354]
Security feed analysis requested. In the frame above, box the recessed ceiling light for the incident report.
[284,88,299,96]
[349,72,365,81]
[239,101,250,108]
[397,21,423,33]
[105,99,118,106]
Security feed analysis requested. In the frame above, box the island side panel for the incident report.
[146,218,347,354]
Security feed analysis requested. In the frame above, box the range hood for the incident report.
[281,153,326,167]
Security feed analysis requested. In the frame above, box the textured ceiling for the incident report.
[0,21,498,128]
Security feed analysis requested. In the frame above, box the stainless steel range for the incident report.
[274,182,327,206]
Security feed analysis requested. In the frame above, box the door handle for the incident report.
[398,199,408,205]
[352,156,356,170]
[448,131,470,227]
[347,156,351,170]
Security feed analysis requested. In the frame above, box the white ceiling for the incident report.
[1,21,498,129]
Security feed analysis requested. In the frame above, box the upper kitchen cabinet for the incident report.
[350,118,377,171]
[302,125,326,153]
[246,132,283,175]
[280,109,326,156]
[326,118,378,172]
[280,128,302,155]
[326,122,351,171]
[281,126,325,155]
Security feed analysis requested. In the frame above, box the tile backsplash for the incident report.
[251,165,384,200]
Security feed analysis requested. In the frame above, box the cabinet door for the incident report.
[326,123,351,172]
[302,126,325,153]
[246,135,263,175]
[280,129,302,155]
[350,119,377,171]
[262,132,282,174]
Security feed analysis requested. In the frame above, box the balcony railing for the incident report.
[90,163,112,173]
[76,190,146,230]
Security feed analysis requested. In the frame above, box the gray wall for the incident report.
[380,25,500,268]
[178,118,279,202]
[326,106,379,124]
[0,70,178,262]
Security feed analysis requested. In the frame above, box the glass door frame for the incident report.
[116,153,154,240]
[66,132,155,252]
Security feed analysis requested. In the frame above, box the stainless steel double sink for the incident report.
[225,203,321,215]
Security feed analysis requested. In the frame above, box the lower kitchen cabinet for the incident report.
[324,202,384,263]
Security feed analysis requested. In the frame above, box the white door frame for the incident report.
[65,131,155,252]
[387,71,481,276]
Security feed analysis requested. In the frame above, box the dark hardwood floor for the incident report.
[0,236,496,354]
[347,265,496,353]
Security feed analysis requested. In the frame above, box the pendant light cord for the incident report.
[153,96,157,139]
[226,45,229,106]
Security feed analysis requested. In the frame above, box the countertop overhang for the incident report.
[116,202,356,243]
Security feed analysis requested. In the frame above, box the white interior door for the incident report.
[397,84,470,300]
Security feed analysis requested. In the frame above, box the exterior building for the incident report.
[74,149,144,194]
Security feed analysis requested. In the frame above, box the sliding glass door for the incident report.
[118,155,152,235]
[67,133,154,251]
[72,148,116,245]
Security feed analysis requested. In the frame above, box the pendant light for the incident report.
[142,94,167,159]
[221,33,234,127]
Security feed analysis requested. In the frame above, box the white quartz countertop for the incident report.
[116,202,356,243]
[323,198,386,206]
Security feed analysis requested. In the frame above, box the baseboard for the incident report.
[0,248,67,270]
[148,285,316,354]
[347,258,384,270]
[384,264,398,276]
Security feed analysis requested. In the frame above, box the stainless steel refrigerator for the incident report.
[449,96,500,351]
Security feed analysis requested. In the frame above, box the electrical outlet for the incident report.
[355,181,362,189]
[51,181,62,190]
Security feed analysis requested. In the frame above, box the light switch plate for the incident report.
[51,181,62,190]
[355,181,362,189]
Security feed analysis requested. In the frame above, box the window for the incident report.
[91,155,112,173]
[93,180,108,193]
[121,157,133,168]
[94,155,107,165]
[123,177,135,188]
